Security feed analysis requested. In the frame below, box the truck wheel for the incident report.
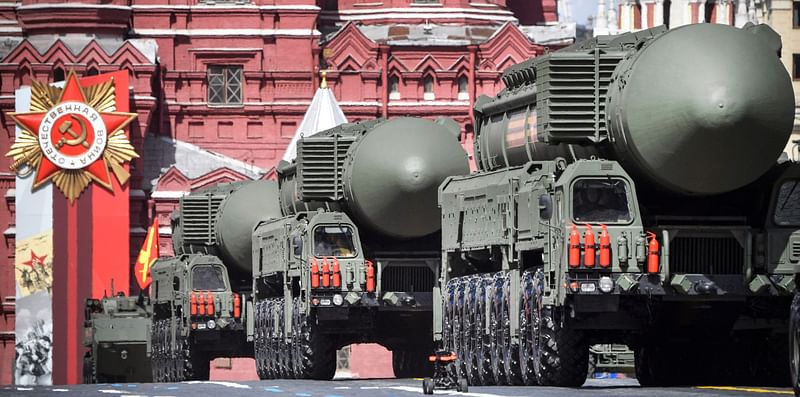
[455,278,468,379]
[501,274,524,385]
[83,353,96,383]
[531,270,588,387]
[475,275,495,385]
[519,270,537,386]
[463,276,480,386]
[422,377,434,394]
[634,344,673,387]
[490,272,508,385]
[151,319,164,382]
[266,299,278,379]
[393,350,434,378]
[187,348,210,380]
[255,300,267,379]
[296,311,336,380]
[790,293,800,395]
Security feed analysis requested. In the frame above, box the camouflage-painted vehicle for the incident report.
[83,294,152,383]
[436,23,798,388]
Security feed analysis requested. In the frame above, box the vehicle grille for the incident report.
[381,266,436,293]
[181,195,224,245]
[669,236,744,275]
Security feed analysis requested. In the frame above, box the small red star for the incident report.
[22,250,47,268]
[10,72,136,189]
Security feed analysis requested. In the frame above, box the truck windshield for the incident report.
[314,225,357,258]
[192,265,226,291]
[774,180,800,226]
[572,178,633,223]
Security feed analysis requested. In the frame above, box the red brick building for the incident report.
[0,0,573,384]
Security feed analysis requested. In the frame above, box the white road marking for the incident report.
[15,388,33,391]
[98,390,130,394]
[388,385,515,397]
[51,389,69,392]
[334,387,351,389]
[183,381,251,389]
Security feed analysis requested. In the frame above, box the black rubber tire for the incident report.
[393,350,434,379]
[531,270,587,387]
[187,347,210,380]
[422,378,434,395]
[83,353,96,383]
[463,276,480,386]
[489,272,508,385]
[519,270,537,386]
[151,319,164,382]
[501,274,523,386]
[458,378,469,393]
[475,275,495,385]
[792,293,800,396]
[455,279,468,379]
[295,309,336,380]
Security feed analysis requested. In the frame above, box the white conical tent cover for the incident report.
[282,87,348,162]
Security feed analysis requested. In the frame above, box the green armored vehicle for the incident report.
[83,294,152,383]
[436,23,797,388]
[149,181,282,381]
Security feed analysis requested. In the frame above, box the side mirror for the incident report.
[538,194,553,220]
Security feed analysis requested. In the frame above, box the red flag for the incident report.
[134,217,160,289]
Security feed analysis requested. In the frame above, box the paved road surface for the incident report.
[1,378,794,397]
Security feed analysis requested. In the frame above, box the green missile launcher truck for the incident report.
[436,23,798,388]
[149,181,282,382]
[83,294,152,383]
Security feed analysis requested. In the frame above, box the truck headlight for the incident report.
[333,294,343,306]
[599,277,614,293]
[120,349,128,360]
[207,320,216,329]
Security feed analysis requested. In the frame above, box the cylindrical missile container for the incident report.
[172,181,282,275]
[280,117,470,239]
[473,23,795,196]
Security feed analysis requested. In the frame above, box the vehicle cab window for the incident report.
[313,225,357,258]
[191,265,226,291]
[774,179,800,226]
[572,178,633,224]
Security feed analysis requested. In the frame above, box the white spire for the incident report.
[559,0,574,22]
[594,0,609,36]
[735,0,748,26]
[608,0,618,34]
[282,71,348,162]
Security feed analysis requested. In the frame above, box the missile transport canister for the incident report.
[280,117,470,239]
[150,181,282,382]
[436,23,799,389]
[83,295,152,383]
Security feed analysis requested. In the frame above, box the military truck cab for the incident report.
[251,210,377,380]
[150,254,250,381]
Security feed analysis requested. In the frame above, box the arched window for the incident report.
[457,75,468,100]
[87,67,99,76]
[389,75,400,100]
[423,75,435,100]
[53,67,65,82]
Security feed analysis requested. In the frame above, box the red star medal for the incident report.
[7,70,138,201]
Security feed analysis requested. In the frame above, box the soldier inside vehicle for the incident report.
[191,265,227,291]
[314,225,357,257]
[572,178,633,224]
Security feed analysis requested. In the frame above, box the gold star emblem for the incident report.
[6,70,138,202]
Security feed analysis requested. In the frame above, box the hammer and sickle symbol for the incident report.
[56,115,90,149]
